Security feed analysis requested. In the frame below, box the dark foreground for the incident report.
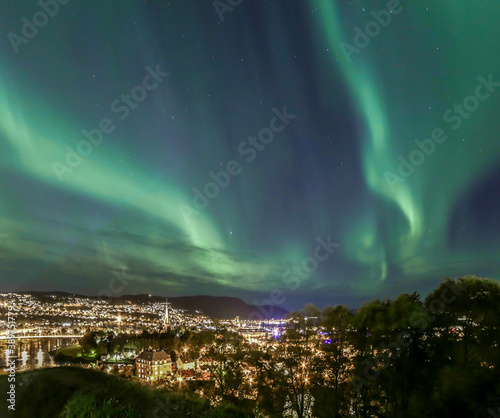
[0,367,250,418]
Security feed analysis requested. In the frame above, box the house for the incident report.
[198,369,211,380]
[197,356,212,369]
[135,349,172,382]
[179,368,196,380]
[176,354,196,370]
[123,348,136,358]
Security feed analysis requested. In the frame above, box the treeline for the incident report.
[204,276,500,417]
[71,275,500,417]
[78,328,215,359]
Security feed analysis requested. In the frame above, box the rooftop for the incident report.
[137,349,171,362]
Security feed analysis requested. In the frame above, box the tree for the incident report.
[413,276,500,417]
[205,329,244,405]
[310,305,353,417]
[257,308,317,417]
[80,331,97,356]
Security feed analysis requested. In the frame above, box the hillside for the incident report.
[160,295,288,320]
[23,291,288,319]
[0,367,251,417]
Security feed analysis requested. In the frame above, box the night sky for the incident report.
[1,0,499,309]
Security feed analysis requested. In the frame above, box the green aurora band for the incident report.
[0,0,499,304]
[314,0,500,290]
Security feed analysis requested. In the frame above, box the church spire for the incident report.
[164,299,170,325]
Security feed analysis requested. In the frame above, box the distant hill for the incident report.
[21,291,289,320]
[116,294,288,320]
[167,295,288,320]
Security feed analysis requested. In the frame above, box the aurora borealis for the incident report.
[0,0,499,308]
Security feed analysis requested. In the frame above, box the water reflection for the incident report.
[37,348,43,368]
[21,349,27,367]
[0,338,78,370]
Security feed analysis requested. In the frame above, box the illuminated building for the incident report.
[135,349,172,382]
